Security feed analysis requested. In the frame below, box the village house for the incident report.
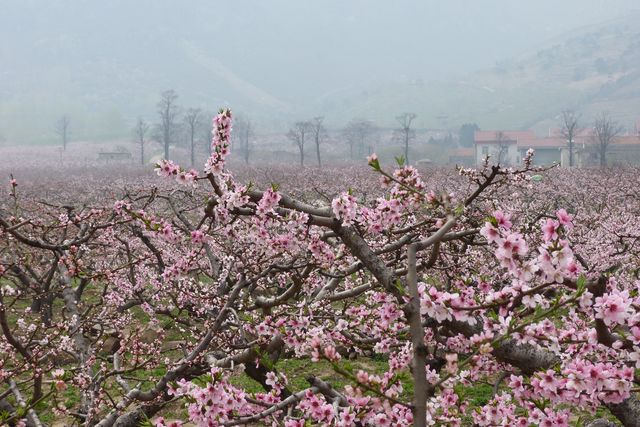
[473,130,536,166]
[473,126,640,167]
[448,147,475,165]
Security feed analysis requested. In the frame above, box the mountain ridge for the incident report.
[1,5,639,143]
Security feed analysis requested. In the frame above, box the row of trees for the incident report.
[142,89,215,167]
[52,108,469,168]
[286,117,325,167]
[143,93,385,169]
[561,110,625,168]
[53,93,633,169]
[126,91,254,167]
[52,91,215,166]
[149,90,257,166]
[149,100,630,169]
[287,113,419,167]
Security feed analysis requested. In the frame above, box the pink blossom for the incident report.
[332,192,358,225]
[493,210,512,229]
[542,218,559,242]
[556,208,573,229]
[594,290,632,326]
[480,222,501,244]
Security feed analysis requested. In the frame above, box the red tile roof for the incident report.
[517,137,564,149]
[475,128,640,149]
[449,148,475,157]
[547,128,594,138]
[518,135,640,149]
[474,130,536,143]
[613,135,640,146]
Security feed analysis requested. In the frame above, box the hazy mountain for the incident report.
[316,11,640,132]
[0,1,638,143]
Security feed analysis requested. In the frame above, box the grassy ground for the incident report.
[0,280,620,425]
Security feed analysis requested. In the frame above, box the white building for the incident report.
[474,131,536,166]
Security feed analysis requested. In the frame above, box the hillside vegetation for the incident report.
[317,11,640,131]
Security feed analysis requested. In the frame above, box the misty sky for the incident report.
[1,0,639,140]
[2,0,638,97]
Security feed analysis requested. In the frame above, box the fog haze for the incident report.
[1,0,639,141]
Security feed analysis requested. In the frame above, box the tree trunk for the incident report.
[244,136,249,164]
[407,244,428,427]
[607,396,640,427]
[316,140,321,167]
[40,294,54,327]
[404,132,409,165]
[569,139,573,167]
[112,402,165,427]
[190,133,195,167]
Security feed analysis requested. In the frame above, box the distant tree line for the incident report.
[286,117,326,167]
[126,90,217,166]
[560,109,624,168]
[48,90,633,170]
[286,112,420,167]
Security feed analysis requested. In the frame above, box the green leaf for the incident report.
[368,157,381,171]
[15,407,26,419]
[485,216,498,227]
[395,155,405,167]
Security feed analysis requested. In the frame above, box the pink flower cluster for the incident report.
[308,235,336,266]
[594,289,633,327]
[256,187,281,216]
[331,191,358,225]
[419,284,476,325]
[474,392,572,426]
[155,159,199,187]
[359,197,403,234]
[390,166,426,204]
[481,209,580,283]
[204,109,232,175]
[166,369,253,425]
[294,391,351,425]
[510,358,632,407]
